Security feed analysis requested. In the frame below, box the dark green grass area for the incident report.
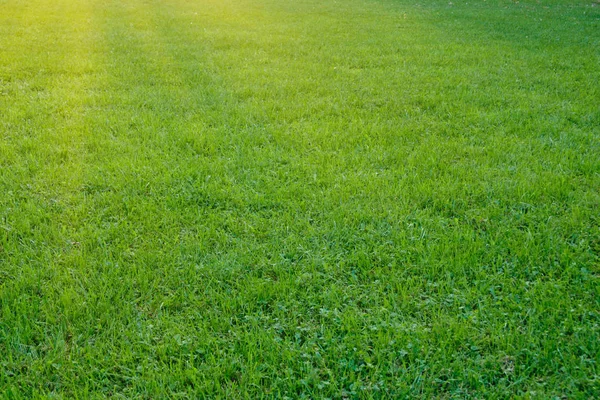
[1,0,599,397]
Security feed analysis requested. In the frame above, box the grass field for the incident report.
[1,0,599,397]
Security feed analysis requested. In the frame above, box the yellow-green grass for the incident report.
[0,0,598,397]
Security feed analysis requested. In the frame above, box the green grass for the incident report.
[1,0,599,397]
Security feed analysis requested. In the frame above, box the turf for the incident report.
[0,0,599,397]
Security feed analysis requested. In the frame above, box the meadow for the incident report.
[0,0,599,397]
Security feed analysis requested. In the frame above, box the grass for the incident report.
[0,0,599,397]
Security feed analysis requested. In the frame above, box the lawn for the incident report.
[0,0,599,397]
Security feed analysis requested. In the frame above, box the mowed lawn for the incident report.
[1,0,599,397]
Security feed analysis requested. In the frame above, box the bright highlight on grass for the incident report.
[1,0,599,397]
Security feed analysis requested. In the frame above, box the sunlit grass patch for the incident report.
[0,0,598,397]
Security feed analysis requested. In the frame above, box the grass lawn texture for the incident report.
[1,0,599,397]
